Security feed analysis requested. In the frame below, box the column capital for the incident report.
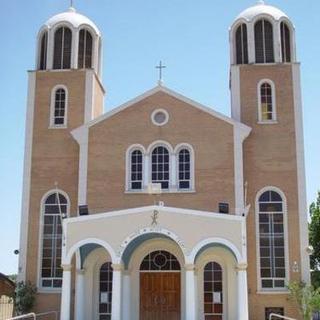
[62,264,72,271]
[236,263,248,271]
[76,268,85,275]
[184,263,195,271]
[112,263,124,271]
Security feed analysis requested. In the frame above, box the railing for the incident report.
[314,311,320,320]
[7,311,58,320]
[269,314,296,320]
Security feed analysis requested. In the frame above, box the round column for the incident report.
[237,263,249,320]
[185,264,196,320]
[60,264,72,320]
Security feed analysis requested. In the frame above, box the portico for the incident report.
[60,206,249,320]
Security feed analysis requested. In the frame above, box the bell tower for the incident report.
[18,5,105,291]
[229,1,309,318]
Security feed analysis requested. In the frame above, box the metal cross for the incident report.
[155,61,166,83]
[70,0,74,7]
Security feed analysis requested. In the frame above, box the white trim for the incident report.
[230,65,241,121]
[37,189,70,292]
[257,79,277,123]
[63,238,117,265]
[84,70,95,123]
[189,237,245,265]
[151,108,169,126]
[292,63,310,283]
[255,186,290,292]
[64,205,245,225]
[18,72,36,282]
[49,84,68,128]
[82,85,251,134]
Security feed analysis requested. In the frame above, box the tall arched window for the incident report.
[39,31,48,70]
[51,87,67,127]
[40,192,68,288]
[280,22,291,63]
[235,23,248,65]
[258,190,286,290]
[258,81,276,122]
[99,262,113,319]
[204,262,223,320]
[255,19,274,63]
[130,149,143,190]
[53,27,72,69]
[151,146,170,189]
[78,29,93,69]
[178,149,191,189]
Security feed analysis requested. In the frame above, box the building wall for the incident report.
[87,91,236,214]
[239,64,302,319]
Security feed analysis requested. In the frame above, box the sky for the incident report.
[0,0,319,275]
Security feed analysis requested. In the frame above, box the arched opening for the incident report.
[151,146,170,189]
[78,29,93,69]
[178,148,191,190]
[130,149,143,190]
[280,22,291,63]
[258,80,276,122]
[235,23,248,65]
[39,31,48,70]
[99,262,113,320]
[50,86,67,127]
[255,19,274,63]
[53,26,72,69]
[140,250,181,320]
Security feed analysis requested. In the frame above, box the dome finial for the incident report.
[257,0,265,4]
[69,0,76,11]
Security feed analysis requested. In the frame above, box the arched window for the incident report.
[258,190,286,290]
[51,87,67,127]
[40,192,68,288]
[151,146,170,189]
[99,262,113,319]
[258,81,276,122]
[140,251,180,271]
[130,149,143,190]
[178,149,191,189]
[39,31,48,70]
[78,29,93,69]
[235,23,248,65]
[204,262,223,320]
[255,19,274,63]
[53,27,72,69]
[280,22,291,63]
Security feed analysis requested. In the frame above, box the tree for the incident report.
[288,281,320,320]
[14,281,37,315]
[309,191,320,270]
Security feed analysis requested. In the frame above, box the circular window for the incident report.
[151,109,169,126]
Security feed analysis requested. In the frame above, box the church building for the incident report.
[18,1,310,319]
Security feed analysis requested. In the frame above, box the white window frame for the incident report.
[174,143,195,191]
[125,144,146,192]
[257,79,277,124]
[255,186,290,293]
[37,189,70,292]
[125,141,195,193]
[49,84,68,129]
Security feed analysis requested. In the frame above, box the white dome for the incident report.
[44,7,100,36]
[235,1,288,22]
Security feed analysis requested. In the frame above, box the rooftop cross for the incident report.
[155,61,166,85]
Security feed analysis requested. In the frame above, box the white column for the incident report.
[60,264,72,320]
[111,264,123,320]
[74,269,85,320]
[247,23,255,64]
[171,153,177,190]
[185,264,196,320]
[143,154,149,189]
[237,264,249,320]
[122,271,131,320]
[274,22,281,63]
[72,29,79,69]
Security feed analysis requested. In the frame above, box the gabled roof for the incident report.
[85,84,251,132]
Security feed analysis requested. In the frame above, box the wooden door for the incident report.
[140,272,181,320]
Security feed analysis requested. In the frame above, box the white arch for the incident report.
[118,227,188,263]
[257,78,277,123]
[229,19,249,65]
[63,238,117,265]
[278,18,296,63]
[146,140,174,154]
[188,237,244,265]
[255,186,290,292]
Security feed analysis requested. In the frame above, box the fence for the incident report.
[314,311,320,320]
[0,295,14,320]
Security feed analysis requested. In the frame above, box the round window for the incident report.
[151,109,169,126]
